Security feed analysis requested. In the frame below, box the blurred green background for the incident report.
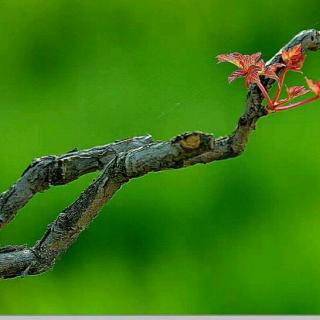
[0,0,320,314]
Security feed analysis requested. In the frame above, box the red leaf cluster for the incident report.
[217,52,282,88]
[306,78,320,97]
[217,44,320,112]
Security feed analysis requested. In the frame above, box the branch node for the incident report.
[173,132,215,151]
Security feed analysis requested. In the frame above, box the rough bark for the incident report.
[0,29,319,279]
[0,135,152,227]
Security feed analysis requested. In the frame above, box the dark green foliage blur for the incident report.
[1,0,320,314]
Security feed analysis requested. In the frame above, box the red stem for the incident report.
[256,80,274,108]
[274,95,319,112]
[272,68,287,104]
[274,99,289,108]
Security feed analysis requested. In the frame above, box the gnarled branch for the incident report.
[0,135,152,227]
[1,29,319,279]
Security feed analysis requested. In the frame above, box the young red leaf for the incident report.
[286,85,310,99]
[227,69,247,84]
[257,61,284,82]
[281,44,305,71]
[217,51,279,108]
[217,52,261,68]
[217,52,280,88]
[306,78,320,97]
[217,52,262,88]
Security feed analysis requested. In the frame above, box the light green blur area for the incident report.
[0,0,320,314]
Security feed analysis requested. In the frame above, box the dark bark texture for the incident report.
[1,29,320,279]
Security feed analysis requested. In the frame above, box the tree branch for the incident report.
[0,135,152,228]
[1,29,319,279]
